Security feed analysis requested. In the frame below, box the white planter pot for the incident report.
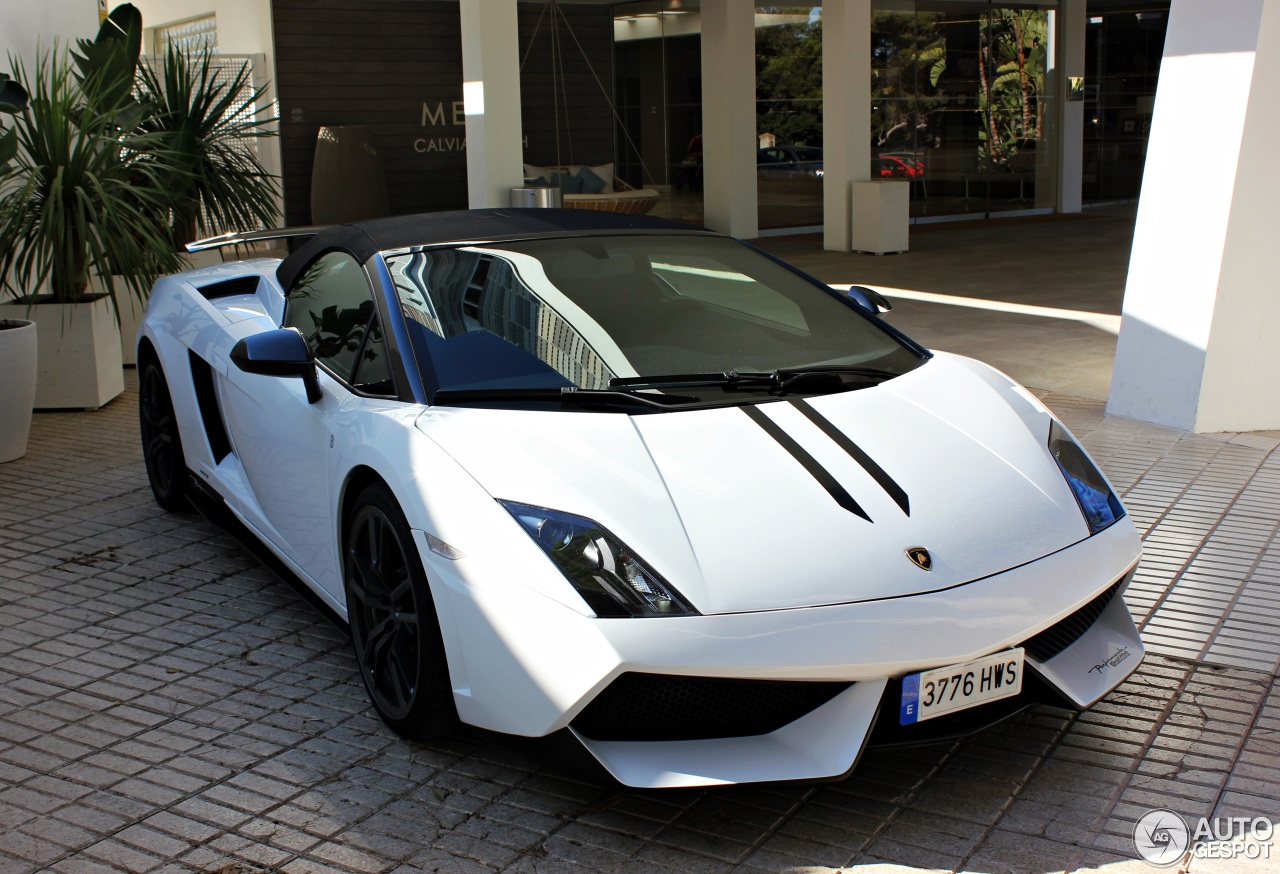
[89,275,146,366]
[110,286,146,367]
[0,296,124,410]
[0,319,37,462]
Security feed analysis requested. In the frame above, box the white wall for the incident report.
[0,0,101,79]
[131,0,274,61]
[1109,0,1280,432]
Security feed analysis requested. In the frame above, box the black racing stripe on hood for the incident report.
[791,399,911,516]
[741,405,872,522]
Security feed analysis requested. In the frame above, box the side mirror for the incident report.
[845,285,893,315]
[230,328,323,404]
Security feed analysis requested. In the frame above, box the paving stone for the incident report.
[2,347,1280,873]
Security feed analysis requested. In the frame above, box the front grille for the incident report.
[1021,580,1122,662]
[571,673,851,742]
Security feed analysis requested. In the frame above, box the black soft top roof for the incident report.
[276,208,710,290]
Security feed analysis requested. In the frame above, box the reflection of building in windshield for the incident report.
[387,249,616,390]
[387,251,444,334]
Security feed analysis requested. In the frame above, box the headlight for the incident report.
[500,501,698,617]
[1048,420,1125,535]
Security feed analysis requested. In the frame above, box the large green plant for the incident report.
[71,3,145,127]
[0,48,185,306]
[137,44,280,247]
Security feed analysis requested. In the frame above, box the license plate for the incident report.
[899,648,1024,725]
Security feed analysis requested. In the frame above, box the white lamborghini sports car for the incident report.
[138,209,1144,789]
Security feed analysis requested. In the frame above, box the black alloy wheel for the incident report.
[344,482,458,741]
[139,356,191,511]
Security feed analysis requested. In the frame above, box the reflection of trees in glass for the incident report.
[756,9,822,147]
[305,301,372,365]
[291,259,373,377]
[871,12,947,150]
[979,9,1047,167]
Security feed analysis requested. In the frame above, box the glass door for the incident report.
[756,5,826,230]
[872,1,1057,219]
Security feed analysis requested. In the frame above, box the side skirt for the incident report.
[184,473,348,634]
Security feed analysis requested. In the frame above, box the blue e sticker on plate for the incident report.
[900,672,921,725]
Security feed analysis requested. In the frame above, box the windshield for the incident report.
[384,234,923,406]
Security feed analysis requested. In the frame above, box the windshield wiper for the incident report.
[432,386,702,412]
[610,366,898,395]
[773,365,900,380]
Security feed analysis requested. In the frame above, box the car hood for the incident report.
[415,353,1091,615]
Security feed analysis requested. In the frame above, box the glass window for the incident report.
[756,5,824,230]
[285,251,381,387]
[1083,3,1168,202]
[385,234,922,400]
[152,15,218,54]
[351,317,395,396]
[649,254,806,331]
[872,1,1058,219]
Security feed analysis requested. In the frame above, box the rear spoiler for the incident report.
[185,226,326,254]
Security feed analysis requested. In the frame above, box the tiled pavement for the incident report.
[0,375,1277,874]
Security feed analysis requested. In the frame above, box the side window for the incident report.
[284,251,395,395]
[351,318,394,395]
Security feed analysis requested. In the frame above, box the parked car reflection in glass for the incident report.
[878,153,925,178]
[757,146,824,179]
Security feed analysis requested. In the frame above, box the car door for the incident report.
[221,250,395,599]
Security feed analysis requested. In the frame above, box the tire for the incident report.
[139,355,191,512]
[344,482,458,741]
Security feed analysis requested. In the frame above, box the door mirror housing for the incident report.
[230,328,323,404]
[844,285,893,315]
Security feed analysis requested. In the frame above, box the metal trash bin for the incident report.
[510,186,563,209]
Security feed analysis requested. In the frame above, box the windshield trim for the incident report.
[379,228,725,262]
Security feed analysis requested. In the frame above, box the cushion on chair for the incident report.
[568,163,614,191]
[550,170,584,194]
[574,165,607,194]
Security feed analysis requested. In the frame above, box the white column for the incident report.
[1109,0,1280,432]
[1052,0,1085,213]
[459,0,524,209]
[700,0,757,239]
[822,0,871,252]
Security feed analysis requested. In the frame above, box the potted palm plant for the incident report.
[103,43,280,365]
[0,71,35,461]
[0,46,185,409]
[138,43,280,249]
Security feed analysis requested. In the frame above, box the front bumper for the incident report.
[420,516,1143,788]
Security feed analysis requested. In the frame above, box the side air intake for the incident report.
[197,276,260,300]
[1021,580,1123,662]
[188,351,234,463]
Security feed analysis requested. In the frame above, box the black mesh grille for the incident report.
[1022,580,1122,662]
[571,673,851,742]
